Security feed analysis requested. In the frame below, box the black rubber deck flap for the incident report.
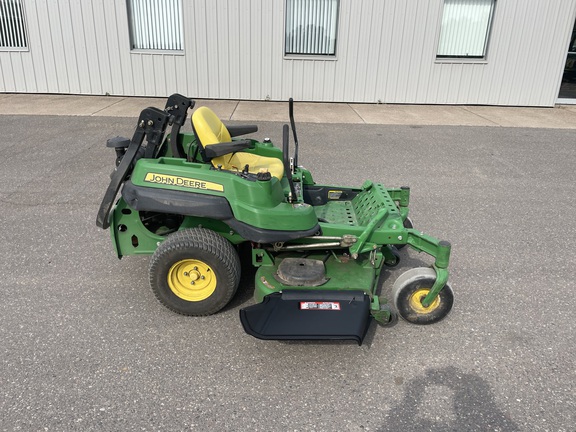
[240,290,371,345]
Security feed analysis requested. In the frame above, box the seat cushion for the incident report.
[218,152,284,180]
[192,106,284,180]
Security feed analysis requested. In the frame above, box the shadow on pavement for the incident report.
[380,366,520,432]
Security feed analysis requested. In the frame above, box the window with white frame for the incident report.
[0,0,28,49]
[285,0,339,56]
[127,0,183,51]
[437,0,496,58]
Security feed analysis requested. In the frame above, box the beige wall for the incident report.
[1,0,575,106]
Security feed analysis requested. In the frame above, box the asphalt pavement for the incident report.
[0,100,575,431]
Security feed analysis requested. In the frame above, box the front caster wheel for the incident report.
[383,245,401,267]
[149,228,241,316]
[392,267,454,325]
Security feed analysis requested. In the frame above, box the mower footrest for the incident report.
[240,290,371,345]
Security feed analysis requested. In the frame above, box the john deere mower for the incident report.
[96,94,454,344]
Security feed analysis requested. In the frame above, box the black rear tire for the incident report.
[149,228,241,316]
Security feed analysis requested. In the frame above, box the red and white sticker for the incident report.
[300,301,341,311]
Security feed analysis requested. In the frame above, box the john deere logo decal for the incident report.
[144,173,224,192]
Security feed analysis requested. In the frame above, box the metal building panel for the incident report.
[542,0,576,105]
[91,0,114,95]
[181,0,196,98]
[81,1,103,94]
[46,1,70,93]
[372,0,394,103]
[101,0,125,96]
[67,0,91,94]
[130,54,146,96]
[141,54,155,95]
[387,0,404,102]
[9,52,27,90]
[163,55,177,96]
[397,0,421,103]
[497,0,527,105]
[269,0,285,101]
[341,0,363,102]
[31,1,58,93]
[57,0,80,94]
[192,0,210,98]
[248,0,262,98]
[311,61,324,101]
[225,0,241,99]
[0,54,10,90]
[359,0,381,102]
[260,0,275,100]
[20,51,35,92]
[153,55,166,96]
[329,0,349,102]
[24,2,45,92]
[204,0,220,97]
[212,0,230,99]
[237,0,253,99]
[1,0,576,106]
[406,1,434,103]
[174,54,189,98]
[114,1,136,96]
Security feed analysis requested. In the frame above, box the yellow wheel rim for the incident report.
[167,259,217,302]
[408,288,440,314]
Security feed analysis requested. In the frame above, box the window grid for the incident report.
[128,0,183,51]
[285,0,339,56]
[437,0,495,58]
[0,0,28,49]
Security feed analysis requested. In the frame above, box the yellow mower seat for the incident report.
[192,106,284,180]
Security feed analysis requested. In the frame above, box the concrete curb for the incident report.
[1,93,576,128]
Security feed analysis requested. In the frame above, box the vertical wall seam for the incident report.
[414,0,430,103]
[55,1,70,92]
[90,0,104,93]
[102,0,113,95]
[68,0,82,94]
[112,0,125,95]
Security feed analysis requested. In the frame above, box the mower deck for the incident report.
[254,253,378,302]
[243,252,379,344]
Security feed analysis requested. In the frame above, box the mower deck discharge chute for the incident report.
[97,94,455,345]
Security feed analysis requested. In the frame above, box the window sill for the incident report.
[130,49,184,56]
[0,47,29,52]
[435,57,488,65]
[284,54,338,61]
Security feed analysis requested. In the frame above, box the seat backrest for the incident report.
[192,106,231,147]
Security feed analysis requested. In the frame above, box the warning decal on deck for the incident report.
[300,301,341,311]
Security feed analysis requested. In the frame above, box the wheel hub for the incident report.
[409,288,440,314]
[168,259,216,302]
[189,270,200,282]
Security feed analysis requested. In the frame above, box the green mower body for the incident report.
[97,94,454,345]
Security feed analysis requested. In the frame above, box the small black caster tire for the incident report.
[149,228,241,316]
[384,246,401,267]
[392,267,454,325]
[372,304,398,327]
